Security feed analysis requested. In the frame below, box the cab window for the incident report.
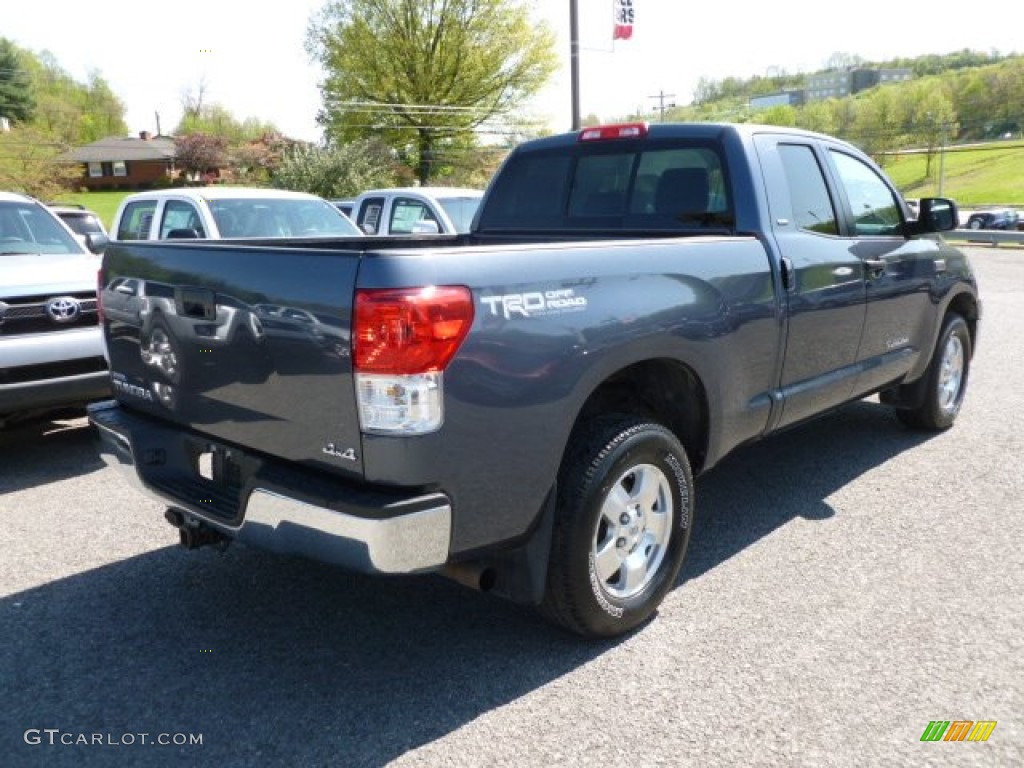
[117,201,158,240]
[159,200,205,238]
[830,151,902,236]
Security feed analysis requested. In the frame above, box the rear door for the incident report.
[754,135,867,428]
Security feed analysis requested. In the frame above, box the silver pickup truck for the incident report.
[0,192,110,425]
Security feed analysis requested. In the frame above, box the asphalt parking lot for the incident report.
[1,245,1021,767]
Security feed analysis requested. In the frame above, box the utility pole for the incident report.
[648,90,676,122]
[938,122,947,197]
[570,0,580,130]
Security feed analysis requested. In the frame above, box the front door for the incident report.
[755,136,867,429]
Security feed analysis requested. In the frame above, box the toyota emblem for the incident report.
[46,296,81,323]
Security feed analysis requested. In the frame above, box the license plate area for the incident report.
[190,440,243,488]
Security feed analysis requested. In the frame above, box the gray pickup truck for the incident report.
[89,123,979,637]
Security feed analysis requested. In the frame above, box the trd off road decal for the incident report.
[481,289,587,320]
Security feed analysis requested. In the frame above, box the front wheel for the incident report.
[897,313,971,430]
[540,416,694,637]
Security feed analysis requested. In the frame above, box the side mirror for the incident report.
[85,232,110,254]
[912,198,959,234]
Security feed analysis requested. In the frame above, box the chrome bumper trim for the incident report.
[239,489,451,574]
[91,405,451,574]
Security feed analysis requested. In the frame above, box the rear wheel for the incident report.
[897,312,971,430]
[540,415,694,637]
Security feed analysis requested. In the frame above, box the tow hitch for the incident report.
[164,508,231,551]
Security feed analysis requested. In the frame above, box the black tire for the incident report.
[540,415,694,637]
[897,313,971,430]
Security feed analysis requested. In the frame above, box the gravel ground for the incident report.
[1,245,1021,767]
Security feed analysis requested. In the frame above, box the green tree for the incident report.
[17,49,126,144]
[0,125,78,198]
[272,139,401,198]
[175,103,279,144]
[307,0,557,183]
[0,38,36,123]
[174,133,228,180]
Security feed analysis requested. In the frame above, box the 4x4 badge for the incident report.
[46,296,80,323]
[322,443,357,462]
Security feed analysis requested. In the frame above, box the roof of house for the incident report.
[67,135,177,163]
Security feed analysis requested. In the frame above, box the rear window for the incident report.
[478,140,732,232]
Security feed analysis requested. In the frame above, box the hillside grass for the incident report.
[879,142,1024,207]
[56,190,132,231]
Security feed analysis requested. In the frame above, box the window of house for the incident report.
[88,162,103,178]
[113,161,127,177]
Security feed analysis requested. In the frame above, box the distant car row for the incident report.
[964,208,1021,231]
[106,186,485,244]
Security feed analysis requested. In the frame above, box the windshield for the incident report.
[438,197,483,233]
[0,202,84,255]
[208,198,363,238]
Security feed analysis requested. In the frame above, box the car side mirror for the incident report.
[85,232,110,254]
[912,197,959,234]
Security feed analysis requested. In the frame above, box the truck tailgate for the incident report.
[101,241,364,477]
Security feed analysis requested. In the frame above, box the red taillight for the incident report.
[578,122,649,142]
[354,286,474,374]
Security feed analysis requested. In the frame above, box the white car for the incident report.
[48,203,109,249]
[111,187,364,241]
[350,187,483,235]
[0,192,110,425]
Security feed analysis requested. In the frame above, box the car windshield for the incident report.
[438,197,483,233]
[0,202,84,255]
[208,198,363,238]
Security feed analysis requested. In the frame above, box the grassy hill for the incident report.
[882,141,1024,206]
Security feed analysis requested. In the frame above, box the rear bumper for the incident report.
[88,400,452,574]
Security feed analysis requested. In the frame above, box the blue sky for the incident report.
[5,1,1023,142]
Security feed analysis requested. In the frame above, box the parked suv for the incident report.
[965,208,1020,230]
[0,192,110,425]
[48,203,109,248]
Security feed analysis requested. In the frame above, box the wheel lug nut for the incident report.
[616,537,627,548]
[619,513,630,524]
